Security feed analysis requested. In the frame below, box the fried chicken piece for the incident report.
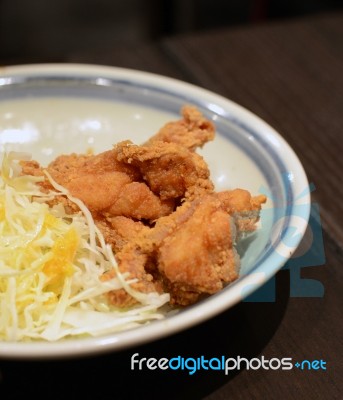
[46,151,175,219]
[106,189,266,306]
[96,216,150,253]
[48,150,142,182]
[114,140,214,201]
[105,245,162,308]
[216,190,267,234]
[157,190,266,304]
[22,106,215,216]
[21,153,174,221]
[157,196,238,305]
[145,105,215,151]
[63,173,174,220]
[20,106,266,308]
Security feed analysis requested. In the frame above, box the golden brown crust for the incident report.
[145,105,215,151]
[114,140,214,201]
[19,106,266,307]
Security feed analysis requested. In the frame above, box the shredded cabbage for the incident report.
[0,152,169,342]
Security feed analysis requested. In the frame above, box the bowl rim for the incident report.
[0,63,310,359]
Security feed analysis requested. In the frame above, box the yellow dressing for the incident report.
[43,228,79,294]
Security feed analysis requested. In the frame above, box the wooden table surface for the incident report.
[0,11,342,400]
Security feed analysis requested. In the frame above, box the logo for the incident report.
[131,354,327,375]
[241,177,325,302]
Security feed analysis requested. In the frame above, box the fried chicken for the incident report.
[114,140,214,201]
[19,105,266,307]
[105,189,266,306]
[21,151,175,221]
[145,105,215,151]
[20,106,214,218]
[96,216,150,253]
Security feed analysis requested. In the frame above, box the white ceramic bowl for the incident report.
[0,64,310,358]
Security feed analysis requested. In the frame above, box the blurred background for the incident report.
[0,0,342,65]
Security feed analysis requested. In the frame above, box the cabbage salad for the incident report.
[0,152,169,342]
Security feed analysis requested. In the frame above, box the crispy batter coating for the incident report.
[105,189,266,306]
[21,152,175,221]
[96,216,150,253]
[145,105,215,151]
[114,140,214,201]
[19,105,267,307]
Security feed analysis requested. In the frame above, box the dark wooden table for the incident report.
[1,11,342,400]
